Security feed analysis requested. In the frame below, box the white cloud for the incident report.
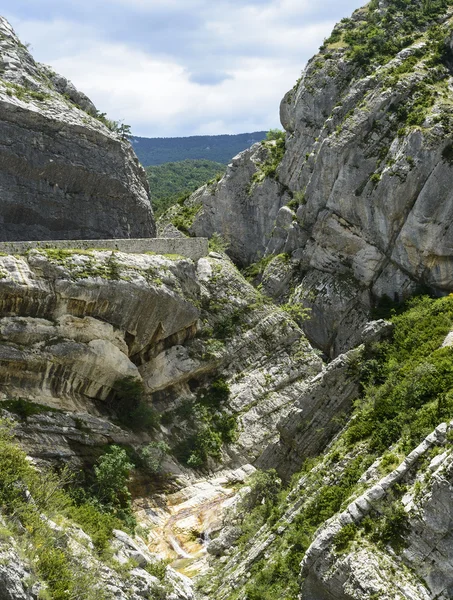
[47,39,299,136]
[4,0,364,136]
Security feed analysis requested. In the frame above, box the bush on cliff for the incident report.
[110,376,159,431]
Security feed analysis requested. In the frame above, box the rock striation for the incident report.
[0,17,155,241]
[0,248,330,474]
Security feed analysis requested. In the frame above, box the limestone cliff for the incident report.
[199,293,453,600]
[189,0,453,356]
[3,3,453,600]
[0,247,327,471]
[0,17,155,240]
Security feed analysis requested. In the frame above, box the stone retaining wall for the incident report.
[0,238,209,261]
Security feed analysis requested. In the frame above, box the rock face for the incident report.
[189,2,453,355]
[0,248,331,475]
[0,17,155,241]
[190,144,289,266]
[299,422,453,600]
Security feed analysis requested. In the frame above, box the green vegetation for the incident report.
[338,0,453,72]
[1,79,50,102]
[362,499,410,552]
[90,445,135,527]
[266,129,286,142]
[332,522,358,553]
[0,421,131,598]
[110,376,159,432]
[393,80,437,136]
[94,112,131,138]
[242,255,275,282]
[173,378,238,468]
[287,190,306,212]
[208,232,229,253]
[253,131,286,182]
[0,398,62,419]
[170,200,202,235]
[138,441,170,474]
[131,132,267,167]
[145,559,170,580]
[146,159,225,216]
[41,249,122,281]
[234,453,373,600]
[346,295,453,453]
[201,294,453,599]
[280,302,311,326]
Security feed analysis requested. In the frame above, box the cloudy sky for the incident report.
[4,0,363,137]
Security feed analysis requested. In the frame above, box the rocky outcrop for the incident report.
[0,250,199,410]
[300,423,449,598]
[299,421,453,600]
[0,248,332,475]
[188,2,453,355]
[0,534,36,600]
[190,145,289,266]
[0,514,194,600]
[258,345,363,479]
[0,17,155,241]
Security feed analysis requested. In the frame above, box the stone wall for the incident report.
[0,238,208,261]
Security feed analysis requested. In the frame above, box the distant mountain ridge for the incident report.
[130,132,267,166]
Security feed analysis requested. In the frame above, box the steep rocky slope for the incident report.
[0,247,334,472]
[0,17,155,240]
[199,295,453,600]
[189,0,453,356]
[0,245,342,599]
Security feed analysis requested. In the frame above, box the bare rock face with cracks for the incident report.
[0,17,155,241]
[190,0,453,357]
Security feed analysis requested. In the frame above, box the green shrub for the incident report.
[266,129,286,142]
[197,378,230,408]
[93,445,134,508]
[247,470,282,506]
[333,523,358,552]
[346,295,453,453]
[172,379,237,468]
[261,136,286,179]
[287,190,306,211]
[36,544,73,600]
[145,559,169,580]
[280,303,311,325]
[208,232,229,253]
[138,441,170,474]
[171,202,202,234]
[342,0,451,73]
[242,255,274,282]
[68,501,122,552]
[0,421,112,596]
[110,377,159,431]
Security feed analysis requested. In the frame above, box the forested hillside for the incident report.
[131,132,267,166]
[146,159,225,216]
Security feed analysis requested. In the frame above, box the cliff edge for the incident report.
[0,17,155,241]
[189,0,453,356]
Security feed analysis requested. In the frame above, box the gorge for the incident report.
[1,2,453,599]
